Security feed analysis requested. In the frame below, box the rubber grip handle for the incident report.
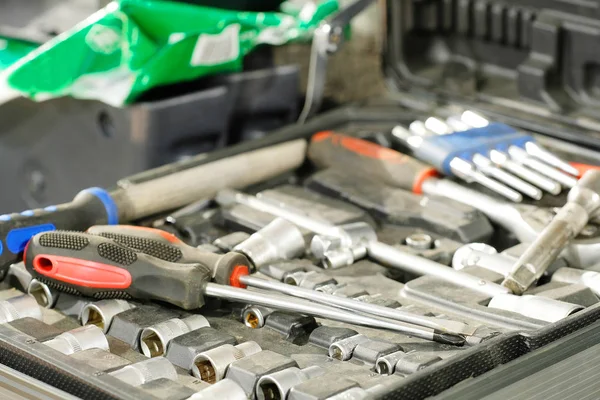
[86,225,250,286]
[24,231,212,309]
[0,188,118,275]
[307,131,438,194]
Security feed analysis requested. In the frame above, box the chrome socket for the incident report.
[140,315,210,358]
[0,294,42,323]
[80,300,136,333]
[192,341,262,383]
[109,357,178,387]
[44,325,109,355]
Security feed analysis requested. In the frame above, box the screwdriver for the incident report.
[0,139,306,274]
[503,171,600,294]
[86,226,473,335]
[22,231,465,345]
[86,225,250,286]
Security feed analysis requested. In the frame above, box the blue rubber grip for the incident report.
[414,123,534,175]
[0,187,118,268]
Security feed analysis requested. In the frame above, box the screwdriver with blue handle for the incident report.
[0,140,307,275]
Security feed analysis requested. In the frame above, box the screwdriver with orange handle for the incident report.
[22,231,465,343]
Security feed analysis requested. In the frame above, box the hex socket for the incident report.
[234,218,306,268]
[109,357,178,387]
[140,315,210,357]
[242,306,274,329]
[0,294,42,323]
[80,300,136,333]
[43,325,109,355]
[328,334,370,361]
[257,366,325,400]
[27,279,59,308]
[192,341,262,383]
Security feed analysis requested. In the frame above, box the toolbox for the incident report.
[3,1,600,399]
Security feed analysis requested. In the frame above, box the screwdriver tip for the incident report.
[433,331,467,346]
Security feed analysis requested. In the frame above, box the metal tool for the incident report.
[140,315,210,358]
[0,294,42,323]
[504,171,600,294]
[420,178,600,268]
[43,325,109,355]
[461,110,580,177]
[217,189,510,298]
[109,357,178,387]
[393,124,522,201]
[23,231,464,344]
[192,342,262,383]
[298,0,377,123]
[0,139,306,273]
[552,267,600,296]
[488,294,584,323]
[422,117,543,200]
[257,366,325,400]
[80,300,136,333]
[239,274,475,335]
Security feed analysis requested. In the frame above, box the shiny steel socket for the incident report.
[186,379,247,400]
[44,325,109,355]
[329,334,370,361]
[192,341,262,383]
[375,351,407,375]
[552,267,600,296]
[0,294,42,323]
[109,357,177,387]
[488,294,584,323]
[257,366,325,400]
[234,218,306,268]
[27,279,59,308]
[140,315,210,358]
[242,306,274,329]
[80,300,136,333]
[452,243,513,276]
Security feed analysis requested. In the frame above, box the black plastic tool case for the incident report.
[4,0,600,399]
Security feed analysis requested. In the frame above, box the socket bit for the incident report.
[27,279,60,308]
[109,357,178,387]
[234,218,306,268]
[257,366,325,400]
[140,315,210,357]
[329,334,371,361]
[504,171,600,294]
[80,300,136,333]
[0,294,42,323]
[192,341,262,383]
[43,325,109,355]
[243,305,274,329]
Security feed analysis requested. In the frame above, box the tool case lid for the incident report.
[382,0,600,147]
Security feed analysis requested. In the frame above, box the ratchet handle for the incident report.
[86,225,250,286]
[0,188,118,274]
[24,231,212,309]
[308,131,438,194]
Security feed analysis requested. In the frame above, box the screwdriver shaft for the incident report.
[239,275,475,335]
[203,283,464,345]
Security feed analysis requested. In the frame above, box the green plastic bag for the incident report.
[0,0,338,106]
[0,37,39,71]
